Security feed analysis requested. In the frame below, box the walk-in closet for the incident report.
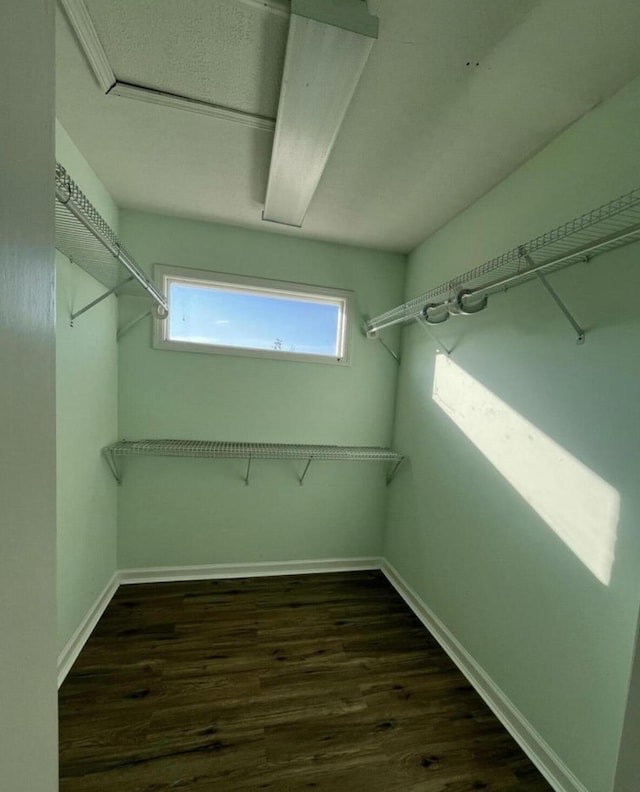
[4,2,640,791]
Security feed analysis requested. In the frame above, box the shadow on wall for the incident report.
[432,353,619,585]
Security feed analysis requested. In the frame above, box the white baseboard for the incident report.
[119,557,382,585]
[57,556,586,792]
[57,571,120,688]
[57,559,380,686]
[381,560,589,792]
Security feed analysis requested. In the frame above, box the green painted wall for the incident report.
[56,121,119,232]
[615,609,640,791]
[117,212,404,568]
[55,121,119,655]
[384,74,640,792]
[0,1,57,787]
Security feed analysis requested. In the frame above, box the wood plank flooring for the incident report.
[59,571,553,791]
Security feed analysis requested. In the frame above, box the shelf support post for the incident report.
[299,457,313,486]
[522,253,585,344]
[386,457,404,486]
[117,310,152,341]
[362,318,401,364]
[244,456,252,486]
[70,276,134,325]
[377,337,400,364]
[535,272,585,344]
[102,448,121,485]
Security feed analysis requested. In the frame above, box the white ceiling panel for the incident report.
[57,0,640,253]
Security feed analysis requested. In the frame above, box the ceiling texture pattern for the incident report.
[56,0,640,253]
[84,0,288,117]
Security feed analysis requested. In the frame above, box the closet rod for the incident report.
[366,186,640,336]
[55,164,168,316]
[467,223,640,298]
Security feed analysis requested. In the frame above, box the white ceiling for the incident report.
[84,0,288,117]
[56,0,640,254]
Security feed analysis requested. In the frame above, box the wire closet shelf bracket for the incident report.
[55,163,168,325]
[365,186,640,345]
[103,440,405,487]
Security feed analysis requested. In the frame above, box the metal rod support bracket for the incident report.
[117,310,152,342]
[377,336,400,364]
[71,276,134,325]
[103,449,122,485]
[386,456,405,485]
[362,317,400,362]
[299,457,313,486]
[523,254,585,344]
[244,456,252,486]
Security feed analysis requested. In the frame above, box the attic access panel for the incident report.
[83,0,289,118]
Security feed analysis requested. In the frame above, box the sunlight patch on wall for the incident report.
[432,354,619,585]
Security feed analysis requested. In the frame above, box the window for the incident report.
[154,265,352,364]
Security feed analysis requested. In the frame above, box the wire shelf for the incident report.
[367,186,640,333]
[105,439,402,461]
[55,163,167,313]
[103,439,405,486]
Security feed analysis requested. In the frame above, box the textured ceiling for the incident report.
[84,0,288,117]
[57,0,640,253]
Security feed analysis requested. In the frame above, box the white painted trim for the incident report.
[59,0,116,92]
[152,263,352,365]
[381,560,589,792]
[57,571,120,688]
[56,559,378,687]
[119,557,381,585]
[110,82,276,132]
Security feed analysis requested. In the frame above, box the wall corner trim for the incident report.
[118,557,382,585]
[57,571,121,688]
[58,0,116,92]
[380,560,589,792]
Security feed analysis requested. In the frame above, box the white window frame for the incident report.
[153,264,353,365]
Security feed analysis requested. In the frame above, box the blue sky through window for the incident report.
[168,281,342,357]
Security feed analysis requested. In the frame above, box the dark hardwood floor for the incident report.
[59,571,552,791]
